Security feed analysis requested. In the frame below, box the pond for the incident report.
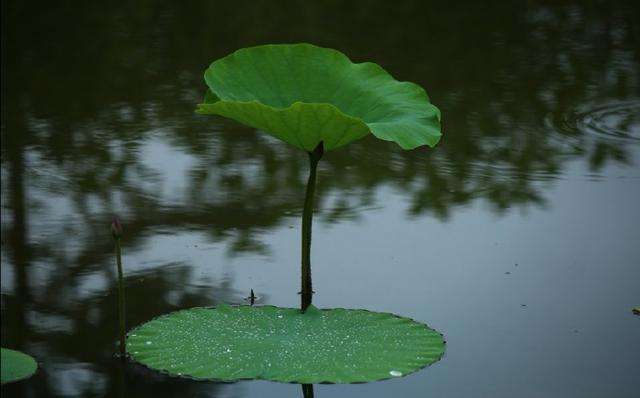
[1,1,639,397]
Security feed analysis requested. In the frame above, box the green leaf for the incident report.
[127,305,445,383]
[1,348,37,385]
[196,43,441,151]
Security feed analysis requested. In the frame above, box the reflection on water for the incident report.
[2,1,640,397]
[302,384,314,398]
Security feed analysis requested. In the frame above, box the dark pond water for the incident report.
[2,1,639,397]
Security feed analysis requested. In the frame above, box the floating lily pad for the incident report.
[1,348,37,384]
[127,305,444,383]
[196,43,441,151]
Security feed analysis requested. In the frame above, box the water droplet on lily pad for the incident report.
[389,370,403,377]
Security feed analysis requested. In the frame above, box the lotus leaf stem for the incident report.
[301,142,323,312]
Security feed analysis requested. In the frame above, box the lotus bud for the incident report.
[111,216,123,239]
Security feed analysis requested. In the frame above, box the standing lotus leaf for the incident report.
[127,43,446,384]
[196,43,441,151]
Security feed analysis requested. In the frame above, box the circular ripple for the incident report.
[127,305,445,383]
[558,100,640,141]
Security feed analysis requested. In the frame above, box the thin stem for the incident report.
[301,142,323,312]
[116,358,126,398]
[115,238,126,358]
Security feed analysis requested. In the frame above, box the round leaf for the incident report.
[196,43,441,151]
[127,305,445,383]
[1,348,37,385]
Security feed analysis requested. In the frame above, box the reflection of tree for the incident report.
[2,262,237,397]
[2,1,639,396]
[36,266,233,397]
[4,1,637,228]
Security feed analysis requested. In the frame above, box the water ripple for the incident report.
[555,99,640,142]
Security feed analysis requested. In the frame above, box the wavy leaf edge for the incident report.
[196,43,442,151]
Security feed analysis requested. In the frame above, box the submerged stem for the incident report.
[301,142,323,312]
[302,384,314,398]
[115,238,126,358]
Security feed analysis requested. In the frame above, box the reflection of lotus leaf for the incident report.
[1,348,37,384]
[196,43,441,151]
[127,305,445,383]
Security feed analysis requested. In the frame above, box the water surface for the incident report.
[2,1,639,397]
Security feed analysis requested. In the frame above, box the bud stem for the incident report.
[114,237,126,358]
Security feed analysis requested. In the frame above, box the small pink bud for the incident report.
[111,216,123,239]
